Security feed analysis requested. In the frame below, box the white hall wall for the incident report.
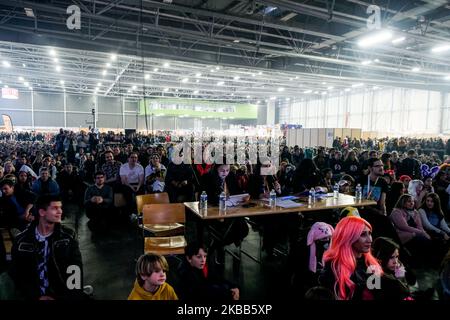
[279,88,448,136]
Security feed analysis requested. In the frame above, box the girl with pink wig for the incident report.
[319,216,382,300]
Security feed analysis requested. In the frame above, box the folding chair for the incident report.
[142,203,187,256]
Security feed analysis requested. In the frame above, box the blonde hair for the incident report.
[135,253,169,286]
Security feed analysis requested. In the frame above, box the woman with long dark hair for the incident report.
[418,193,450,240]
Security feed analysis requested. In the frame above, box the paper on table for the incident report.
[276,200,304,208]
[225,193,250,207]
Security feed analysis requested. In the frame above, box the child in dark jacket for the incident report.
[176,242,239,302]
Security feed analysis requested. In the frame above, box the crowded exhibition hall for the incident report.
[1,0,450,306]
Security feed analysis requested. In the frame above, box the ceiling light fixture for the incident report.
[303,90,312,94]
[391,37,406,44]
[358,30,393,47]
[102,70,107,76]
[181,78,189,83]
[145,74,150,80]
[163,62,170,68]
[217,81,224,86]
[431,44,450,53]
[2,61,10,68]
[195,72,201,77]
[55,65,61,72]
[277,87,285,92]
[361,60,372,65]
[412,67,420,72]
[49,49,57,56]
[111,53,117,61]
[233,76,240,80]
[351,83,364,88]
[154,68,159,72]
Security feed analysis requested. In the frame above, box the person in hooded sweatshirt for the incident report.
[128,253,178,300]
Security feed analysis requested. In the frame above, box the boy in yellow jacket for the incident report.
[128,253,178,300]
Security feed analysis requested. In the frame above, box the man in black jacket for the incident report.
[9,194,84,300]
[399,149,422,179]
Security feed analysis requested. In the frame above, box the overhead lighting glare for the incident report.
[60,80,65,85]
[19,76,24,81]
[327,86,334,90]
[106,63,111,68]
[215,66,220,70]
[163,88,169,92]
[314,91,319,94]
[445,75,450,80]
[231,93,234,96]
[277,87,285,92]
[55,65,62,72]
[431,44,450,53]
[210,69,215,73]
[132,85,137,90]
[392,37,406,44]
[344,88,351,92]
[24,82,29,87]
[412,67,420,72]
[24,7,35,17]
[217,81,224,86]
[233,39,240,43]
[145,74,150,80]
[97,82,102,86]
[193,90,199,94]
[102,70,107,76]
[181,78,189,83]
[53,58,59,63]
[303,90,312,94]
[22,63,26,68]
[49,49,57,56]
[256,100,261,104]
[163,62,170,68]
[295,76,299,79]
[321,82,326,85]
[374,59,380,63]
[361,60,372,65]
[154,68,159,72]
[286,98,290,101]
[373,86,379,90]
[195,72,201,77]
[28,87,33,90]
[196,79,200,83]
[251,73,255,77]
[246,95,250,98]
[358,30,393,47]
[111,53,117,61]
[351,83,364,88]
[258,71,262,75]
[321,91,327,95]
[270,96,276,100]
[2,61,10,68]
[233,76,240,80]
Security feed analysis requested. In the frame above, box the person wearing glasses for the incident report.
[358,158,400,242]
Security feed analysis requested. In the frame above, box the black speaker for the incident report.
[125,129,136,138]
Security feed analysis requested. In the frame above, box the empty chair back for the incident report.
[136,193,170,214]
[142,203,185,225]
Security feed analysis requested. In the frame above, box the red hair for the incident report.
[323,216,382,300]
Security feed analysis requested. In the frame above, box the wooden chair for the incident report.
[136,193,184,237]
[143,203,187,256]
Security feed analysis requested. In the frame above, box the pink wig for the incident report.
[323,216,382,300]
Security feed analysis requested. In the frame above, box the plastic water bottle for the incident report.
[200,191,208,210]
[269,189,277,209]
[355,184,362,201]
[308,187,316,205]
[219,191,226,212]
[333,183,339,199]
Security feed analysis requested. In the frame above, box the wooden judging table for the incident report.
[184,194,377,220]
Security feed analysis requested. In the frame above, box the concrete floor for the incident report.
[61,203,441,300]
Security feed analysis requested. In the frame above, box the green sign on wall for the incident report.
[139,98,258,119]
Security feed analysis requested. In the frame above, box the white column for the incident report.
[266,100,276,125]
[31,90,35,129]
[122,97,125,130]
[94,95,98,128]
[63,91,67,127]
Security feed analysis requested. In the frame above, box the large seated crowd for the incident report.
[1,128,450,300]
